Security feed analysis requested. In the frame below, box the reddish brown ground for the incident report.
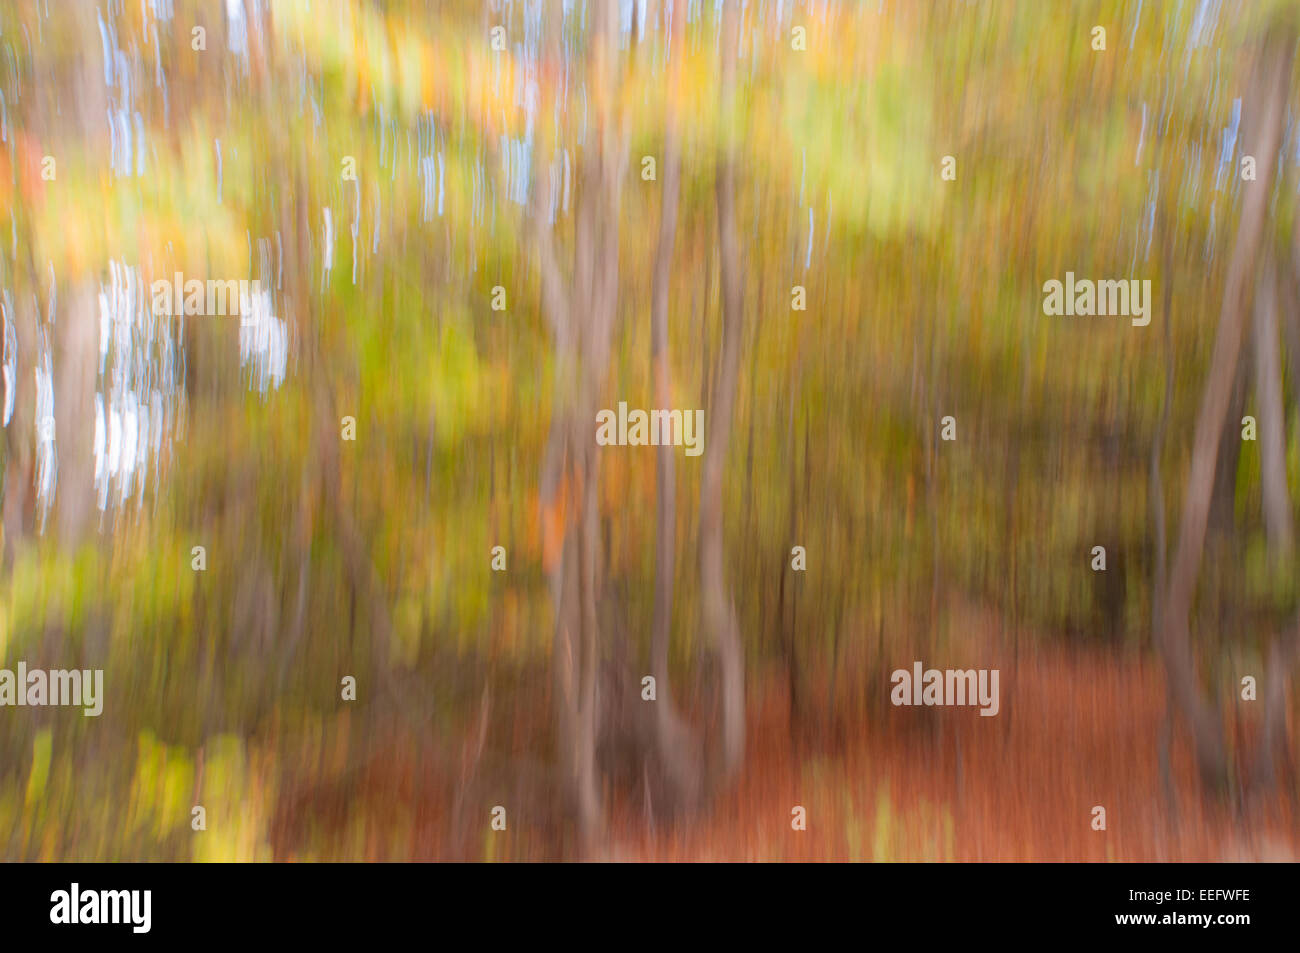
[608,652,1299,862]
[269,627,1300,862]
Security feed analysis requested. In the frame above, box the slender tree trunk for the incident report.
[3,276,37,567]
[1152,210,1178,823]
[700,0,747,781]
[1207,359,1247,543]
[536,0,627,848]
[1160,30,1293,792]
[648,23,703,808]
[45,5,107,548]
[1251,252,1294,560]
[1250,255,1297,795]
[782,394,802,736]
[1254,637,1295,792]
[1285,232,1300,399]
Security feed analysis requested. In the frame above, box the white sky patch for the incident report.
[239,286,288,395]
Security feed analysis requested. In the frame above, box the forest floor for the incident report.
[610,654,1300,862]
[268,606,1300,862]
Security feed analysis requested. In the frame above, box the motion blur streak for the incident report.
[0,0,1296,862]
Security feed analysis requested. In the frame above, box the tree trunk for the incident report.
[536,0,627,848]
[649,23,703,809]
[700,0,747,782]
[1250,254,1298,794]
[1207,359,1247,543]
[1152,209,1178,823]
[2,285,37,566]
[1251,252,1294,560]
[44,5,107,549]
[1160,30,1293,793]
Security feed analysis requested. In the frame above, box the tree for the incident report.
[649,0,704,811]
[701,0,747,782]
[1159,25,1293,793]
[535,0,628,846]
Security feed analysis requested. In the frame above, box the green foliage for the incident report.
[1,0,1298,860]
